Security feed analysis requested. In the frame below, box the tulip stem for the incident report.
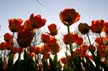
[87,33,96,60]
[66,45,68,54]
[87,33,91,46]
[67,26,73,55]
[33,34,36,46]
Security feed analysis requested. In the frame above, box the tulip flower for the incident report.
[31,46,40,54]
[24,19,33,31]
[48,23,58,36]
[78,23,90,34]
[41,34,50,43]
[29,13,46,29]
[103,21,108,34]
[0,42,7,50]
[91,19,104,33]
[59,8,80,26]
[40,44,50,54]
[75,36,83,45]
[17,29,35,47]
[4,33,13,42]
[8,18,23,32]
[63,33,78,44]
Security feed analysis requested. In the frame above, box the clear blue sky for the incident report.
[0,0,108,42]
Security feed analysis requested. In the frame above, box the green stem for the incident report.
[33,34,36,46]
[87,34,95,58]
[87,33,101,70]
[67,26,73,55]
[87,34,91,45]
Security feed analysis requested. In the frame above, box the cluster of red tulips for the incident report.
[0,8,108,71]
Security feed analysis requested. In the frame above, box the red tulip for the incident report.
[0,42,7,50]
[40,44,50,54]
[63,34,69,44]
[91,19,104,33]
[17,29,35,47]
[60,55,71,64]
[8,18,23,32]
[29,13,46,29]
[31,46,40,54]
[60,57,66,64]
[103,21,108,34]
[80,44,88,57]
[49,42,60,54]
[41,34,50,43]
[46,36,60,54]
[63,33,78,44]
[80,44,88,53]
[6,42,13,50]
[59,8,80,26]
[24,19,33,31]
[73,45,88,57]
[75,36,83,45]
[48,23,58,36]
[95,37,103,45]
[4,33,13,42]
[47,36,57,47]
[78,23,90,34]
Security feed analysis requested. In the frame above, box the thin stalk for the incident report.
[67,26,73,55]
[33,34,36,46]
[87,33,101,70]
[87,33,91,45]
[87,33,95,58]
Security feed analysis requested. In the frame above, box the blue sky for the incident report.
[0,0,108,42]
